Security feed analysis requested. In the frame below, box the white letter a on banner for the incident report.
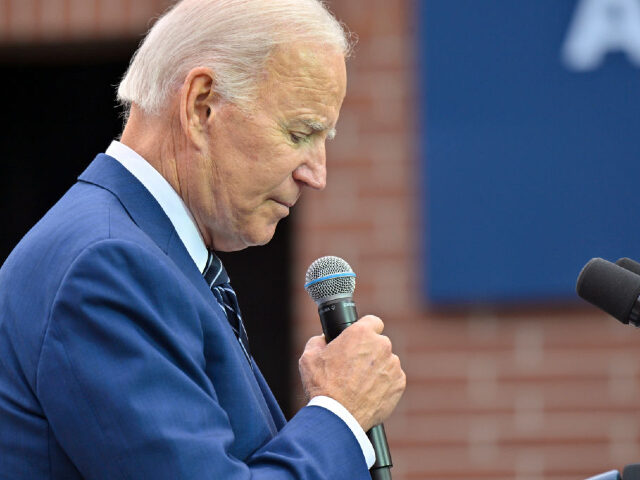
[562,0,640,70]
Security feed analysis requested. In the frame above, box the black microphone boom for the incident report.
[616,257,640,276]
[576,258,640,327]
[305,256,393,480]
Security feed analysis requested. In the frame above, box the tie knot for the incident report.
[203,251,230,287]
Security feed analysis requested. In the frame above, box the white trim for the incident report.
[307,395,375,468]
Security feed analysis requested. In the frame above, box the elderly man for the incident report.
[0,0,405,478]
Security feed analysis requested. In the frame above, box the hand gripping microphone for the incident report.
[304,256,393,480]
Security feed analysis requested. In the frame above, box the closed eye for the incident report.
[290,132,309,144]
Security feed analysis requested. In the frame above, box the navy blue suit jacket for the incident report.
[0,154,368,479]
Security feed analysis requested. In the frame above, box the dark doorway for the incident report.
[219,217,293,417]
[0,41,292,417]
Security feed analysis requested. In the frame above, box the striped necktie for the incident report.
[203,252,252,365]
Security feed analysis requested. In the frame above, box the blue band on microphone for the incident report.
[304,272,356,289]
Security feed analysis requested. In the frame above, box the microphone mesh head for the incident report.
[305,256,356,302]
[576,257,640,323]
[616,257,640,276]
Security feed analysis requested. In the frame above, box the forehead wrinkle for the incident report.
[258,44,346,142]
[264,47,345,102]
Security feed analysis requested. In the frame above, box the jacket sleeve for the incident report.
[36,239,369,479]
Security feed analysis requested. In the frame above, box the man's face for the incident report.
[186,44,347,251]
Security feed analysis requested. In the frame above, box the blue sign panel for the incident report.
[420,0,640,304]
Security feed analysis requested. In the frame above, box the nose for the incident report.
[293,144,327,190]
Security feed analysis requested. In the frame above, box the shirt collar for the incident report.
[105,140,209,273]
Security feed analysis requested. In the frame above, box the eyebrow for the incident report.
[301,119,337,140]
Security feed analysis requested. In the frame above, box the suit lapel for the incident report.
[78,154,285,437]
[77,154,213,305]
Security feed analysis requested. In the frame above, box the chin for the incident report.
[219,226,277,251]
[210,215,276,251]
[246,222,279,247]
[251,230,277,247]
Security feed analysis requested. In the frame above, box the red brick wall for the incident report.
[0,0,171,43]
[293,1,640,479]
[2,1,640,479]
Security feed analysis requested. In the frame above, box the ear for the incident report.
[180,67,217,149]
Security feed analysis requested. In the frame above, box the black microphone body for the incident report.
[317,296,393,480]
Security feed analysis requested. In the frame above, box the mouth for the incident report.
[273,197,297,209]
[271,198,296,219]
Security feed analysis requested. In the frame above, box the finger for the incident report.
[379,335,393,354]
[303,334,327,351]
[358,315,384,334]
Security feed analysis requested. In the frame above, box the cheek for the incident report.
[184,154,216,211]
[241,149,294,194]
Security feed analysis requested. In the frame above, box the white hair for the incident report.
[117,0,352,116]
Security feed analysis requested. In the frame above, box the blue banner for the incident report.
[420,0,640,304]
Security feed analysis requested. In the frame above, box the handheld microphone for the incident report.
[576,258,640,327]
[304,256,393,480]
